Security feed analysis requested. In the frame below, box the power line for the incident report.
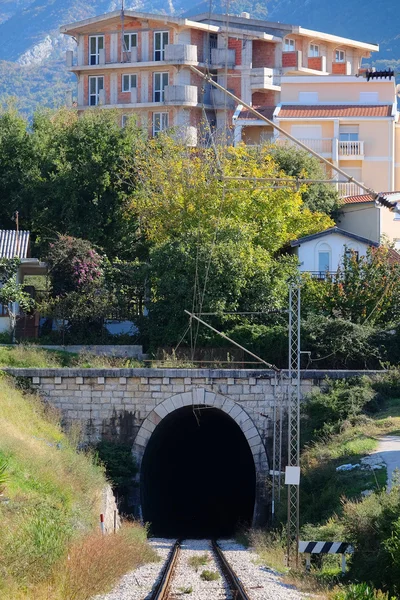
[188,65,400,215]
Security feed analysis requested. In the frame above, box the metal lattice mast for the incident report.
[287,284,301,567]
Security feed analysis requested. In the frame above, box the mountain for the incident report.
[0,0,399,116]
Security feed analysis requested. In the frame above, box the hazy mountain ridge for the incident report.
[0,0,398,116]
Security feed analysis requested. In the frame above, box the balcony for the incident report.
[164,84,198,105]
[338,140,364,159]
[276,137,333,156]
[211,48,235,68]
[307,56,327,72]
[164,44,198,64]
[210,88,235,109]
[337,182,366,197]
[250,68,281,91]
[282,50,302,71]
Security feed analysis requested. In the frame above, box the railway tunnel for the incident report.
[140,405,256,538]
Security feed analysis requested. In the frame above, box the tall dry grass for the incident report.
[2,523,158,600]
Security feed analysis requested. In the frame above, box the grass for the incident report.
[188,553,210,571]
[200,570,220,581]
[0,374,156,598]
[250,395,400,598]
[0,344,144,368]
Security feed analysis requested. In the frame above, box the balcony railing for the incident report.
[276,137,333,154]
[337,182,366,197]
[306,271,339,281]
[210,48,235,68]
[164,84,198,105]
[338,140,364,156]
[250,67,281,90]
[164,44,198,64]
[210,88,235,109]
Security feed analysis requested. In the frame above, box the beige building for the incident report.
[235,75,400,197]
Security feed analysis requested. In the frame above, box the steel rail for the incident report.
[150,539,181,600]
[212,540,251,600]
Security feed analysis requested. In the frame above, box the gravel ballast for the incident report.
[169,539,230,599]
[218,539,307,600]
[94,538,175,600]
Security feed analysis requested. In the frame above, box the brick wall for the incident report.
[282,51,298,68]
[252,90,275,106]
[332,62,346,75]
[228,38,242,66]
[191,29,204,62]
[252,40,275,69]
[308,56,323,71]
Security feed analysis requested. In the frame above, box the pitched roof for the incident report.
[238,106,275,121]
[341,191,400,205]
[387,248,400,265]
[0,230,30,259]
[290,226,379,247]
[277,105,393,118]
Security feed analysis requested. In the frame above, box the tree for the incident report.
[147,229,299,347]
[269,143,340,215]
[302,246,400,326]
[0,258,34,337]
[125,137,334,250]
[29,109,143,258]
[0,105,35,230]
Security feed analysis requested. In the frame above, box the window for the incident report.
[122,115,130,127]
[209,33,218,63]
[335,49,345,63]
[153,112,169,136]
[284,38,295,51]
[153,72,169,102]
[339,125,359,142]
[359,91,379,104]
[154,31,169,61]
[345,248,359,261]
[89,35,104,65]
[298,91,319,104]
[122,74,137,92]
[318,251,330,273]
[309,44,319,57]
[0,303,8,317]
[123,33,137,52]
[89,76,104,106]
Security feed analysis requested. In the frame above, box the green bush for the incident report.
[334,583,394,600]
[341,484,400,596]
[95,441,137,489]
[372,368,400,400]
[302,377,378,437]
[302,315,381,370]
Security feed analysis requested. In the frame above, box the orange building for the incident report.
[60,10,379,146]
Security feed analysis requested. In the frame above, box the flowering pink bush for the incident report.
[47,235,104,296]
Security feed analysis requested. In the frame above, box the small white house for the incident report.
[290,226,379,277]
[0,230,46,335]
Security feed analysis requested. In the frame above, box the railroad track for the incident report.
[150,539,251,600]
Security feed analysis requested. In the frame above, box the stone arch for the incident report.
[132,388,269,525]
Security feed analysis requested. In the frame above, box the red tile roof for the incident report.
[388,248,400,265]
[238,106,275,121]
[341,191,400,205]
[278,105,393,118]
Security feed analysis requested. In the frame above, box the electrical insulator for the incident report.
[366,69,394,81]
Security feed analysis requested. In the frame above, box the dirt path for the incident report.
[365,435,400,490]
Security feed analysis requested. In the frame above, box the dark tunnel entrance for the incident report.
[140,405,256,538]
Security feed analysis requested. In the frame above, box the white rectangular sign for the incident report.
[285,466,301,485]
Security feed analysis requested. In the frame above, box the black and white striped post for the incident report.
[299,541,354,574]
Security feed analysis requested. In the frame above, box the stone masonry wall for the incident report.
[2,367,384,525]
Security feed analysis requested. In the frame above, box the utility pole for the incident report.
[286,284,301,567]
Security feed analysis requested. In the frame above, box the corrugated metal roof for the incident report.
[278,105,392,118]
[0,230,30,259]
